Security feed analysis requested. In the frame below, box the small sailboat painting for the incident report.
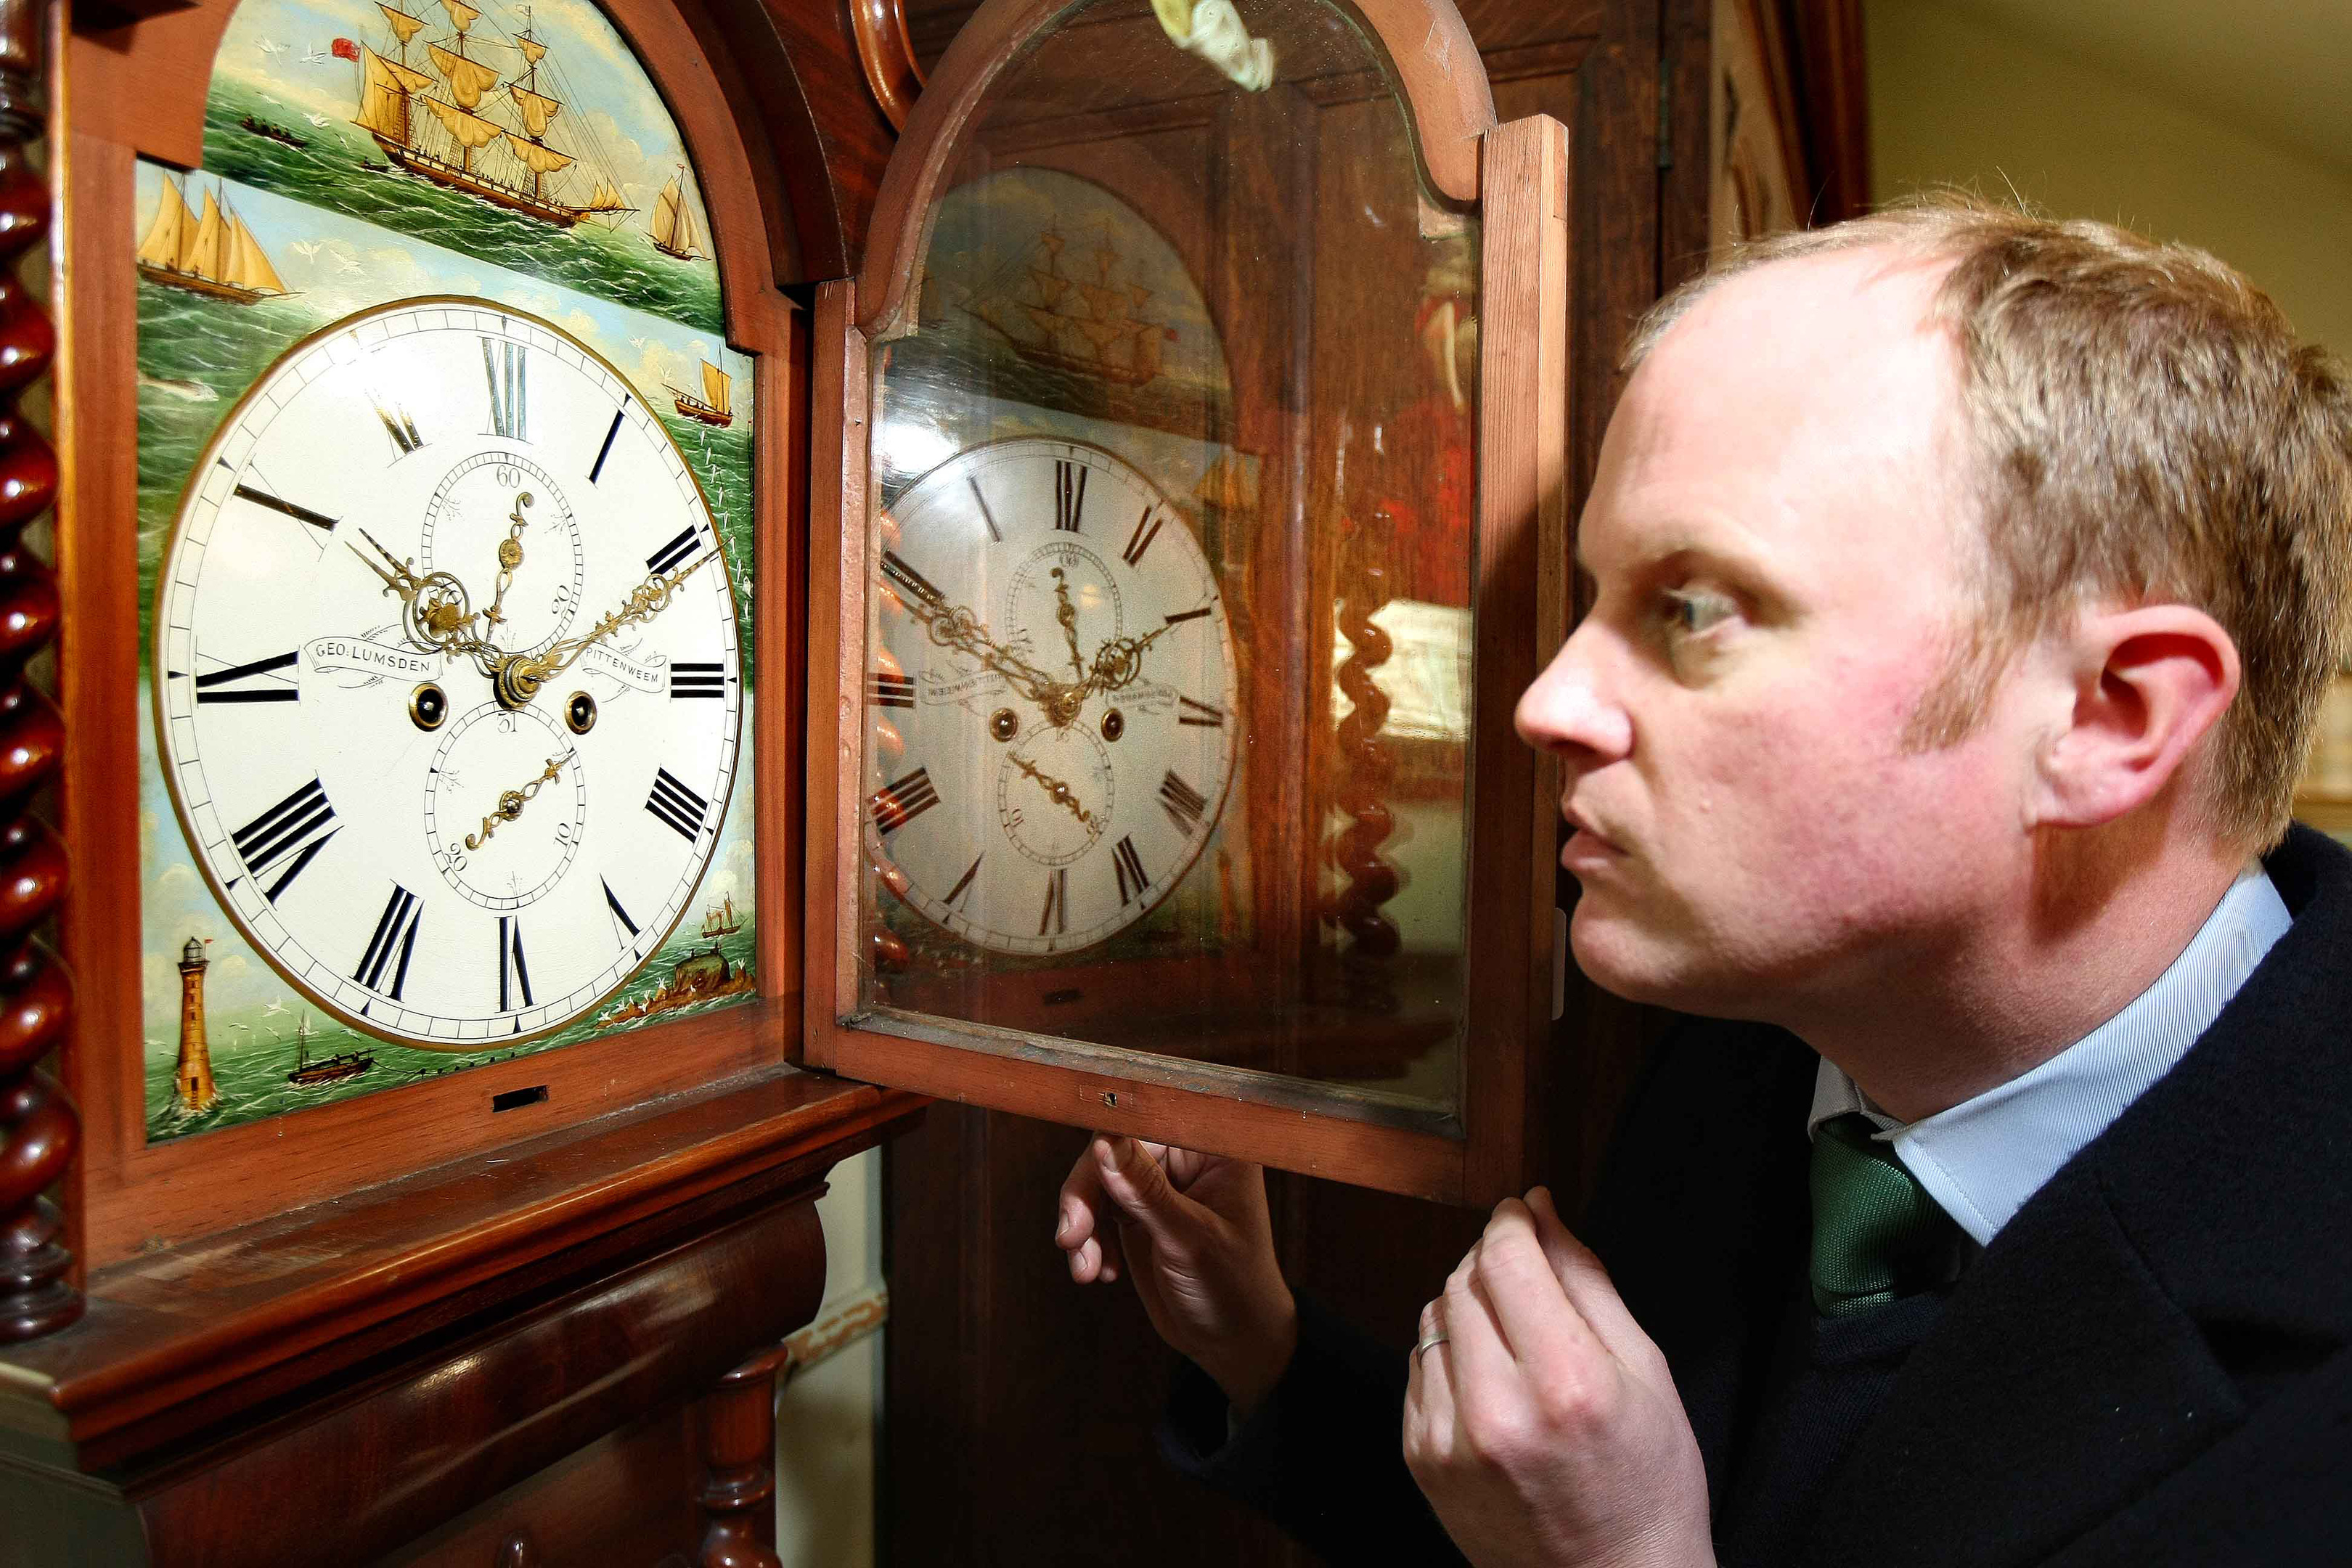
[136,176,296,305]
[668,358,732,428]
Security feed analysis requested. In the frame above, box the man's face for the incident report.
[1515,250,2039,1024]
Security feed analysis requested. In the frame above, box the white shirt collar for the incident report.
[1808,862,2291,1246]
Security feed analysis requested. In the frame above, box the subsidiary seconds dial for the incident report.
[154,299,743,1048]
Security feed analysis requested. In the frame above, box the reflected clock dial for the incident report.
[868,438,1237,955]
[153,300,743,1048]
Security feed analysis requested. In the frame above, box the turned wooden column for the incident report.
[693,1343,793,1568]
[0,0,73,1348]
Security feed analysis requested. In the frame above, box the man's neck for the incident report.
[1795,827,2247,1124]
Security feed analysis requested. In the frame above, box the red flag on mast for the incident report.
[332,36,359,60]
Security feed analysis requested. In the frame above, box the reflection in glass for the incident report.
[856,0,1479,1127]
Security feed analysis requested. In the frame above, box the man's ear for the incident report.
[2030,604,2240,830]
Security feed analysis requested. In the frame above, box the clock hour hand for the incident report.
[465,751,572,851]
[492,550,715,709]
[346,528,494,664]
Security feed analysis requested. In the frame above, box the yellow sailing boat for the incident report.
[351,0,624,229]
[136,176,294,306]
[667,357,732,428]
[646,167,703,260]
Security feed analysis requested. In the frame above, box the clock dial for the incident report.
[153,299,743,1048]
[869,438,1237,955]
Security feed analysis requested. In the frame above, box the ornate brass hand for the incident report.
[1011,751,1098,830]
[491,551,714,709]
[347,528,497,667]
[466,752,571,850]
[481,491,533,635]
[883,556,1064,709]
[1053,568,1087,679]
[1079,614,1191,701]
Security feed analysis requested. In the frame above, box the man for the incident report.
[1054,197,2352,1566]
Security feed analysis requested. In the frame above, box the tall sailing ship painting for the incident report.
[353,0,632,229]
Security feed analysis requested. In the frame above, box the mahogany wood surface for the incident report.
[53,0,810,1273]
[849,0,926,131]
[3,1068,919,1468]
[0,0,73,1344]
[799,279,859,1070]
[1,1153,855,1567]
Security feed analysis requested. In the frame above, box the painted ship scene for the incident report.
[202,0,725,332]
[136,175,295,305]
[596,898,755,1026]
[959,222,1176,388]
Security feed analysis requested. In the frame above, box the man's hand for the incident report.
[1404,1188,1713,1568]
[1055,1135,1299,1418]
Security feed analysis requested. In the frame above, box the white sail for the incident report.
[584,178,632,212]
[701,360,730,413]
[420,94,504,150]
[427,41,501,109]
[377,2,427,46]
[503,132,573,175]
[136,178,191,269]
[507,83,560,138]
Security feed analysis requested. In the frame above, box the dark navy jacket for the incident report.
[1165,825,2352,1567]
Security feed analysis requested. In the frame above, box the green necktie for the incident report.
[1808,1111,1962,1318]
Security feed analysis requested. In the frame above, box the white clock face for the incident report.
[868,438,1237,955]
[154,299,743,1048]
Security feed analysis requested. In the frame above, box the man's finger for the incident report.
[1444,1243,1522,1441]
[1405,1296,1455,1455]
[1055,1138,1127,1283]
[1474,1198,1605,1371]
[1525,1185,1646,1363]
[1092,1134,1214,1259]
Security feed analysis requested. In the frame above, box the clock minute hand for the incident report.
[480,491,534,634]
[492,550,715,709]
[465,751,572,852]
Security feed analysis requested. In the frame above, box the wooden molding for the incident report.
[0,0,74,1345]
[850,0,926,131]
[1784,0,1869,222]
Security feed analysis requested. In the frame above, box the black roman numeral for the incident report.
[497,915,534,1011]
[645,767,710,842]
[669,661,725,700]
[646,525,700,577]
[367,385,425,458]
[1040,866,1068,936]
[1159,769,1209,834]
[967,475,1001,542]
[1177,695,1225,727]
[869,766,939,837]
[1163,605,1212,626]
[1122,506,1164,566]
[233,480,338,539]
[879,550,944,610]
[354,883,421,999]
[1053,460,1087,531]
[230,777,340,902]
[589,407,624,483]
[1111,835,1148,905]
[603,877,640,942]
[195,649,301,705]
[944,854,982,908]
[868,672,917,709]
[482,337,528,441]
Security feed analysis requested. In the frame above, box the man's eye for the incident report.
[1662,587,1737,637]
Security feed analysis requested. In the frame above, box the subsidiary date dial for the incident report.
[154,300,743,1048]
[867,438,1238,955]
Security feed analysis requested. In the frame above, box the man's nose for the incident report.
[1514,629,1632,764]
